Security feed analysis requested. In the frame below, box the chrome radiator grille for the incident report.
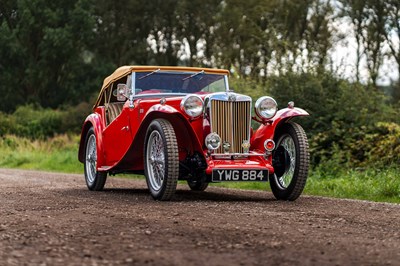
[210,100,251,153]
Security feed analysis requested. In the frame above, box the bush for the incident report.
[267,72,399,168]
[10,105,63,139]
[350,122,400,167]
[0,103,91,139]
[60,102,92,134]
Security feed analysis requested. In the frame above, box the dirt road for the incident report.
[0,168,399,265]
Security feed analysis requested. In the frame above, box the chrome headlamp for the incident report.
[180,95,204,118]
[255,96,278,119]
[205,132,221,151]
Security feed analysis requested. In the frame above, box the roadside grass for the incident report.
[305,168,400,203]
[0,135,82,173]
[0,135,399,203]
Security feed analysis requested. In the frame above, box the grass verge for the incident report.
[0,135,82,173]
[0,135,399,203]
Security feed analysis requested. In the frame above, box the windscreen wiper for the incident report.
[138,68,160,80]
[182,70,204,81]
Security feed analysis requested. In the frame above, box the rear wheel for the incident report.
[270,122,309,201]
[187,178,208,191]
[84,127,107,191]
[144,119,179,201]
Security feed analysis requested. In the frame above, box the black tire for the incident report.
[84,127,107,191]
[187,179,209,191]
[270,122,309,201]
[144,119,179,200]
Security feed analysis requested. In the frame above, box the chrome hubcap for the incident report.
[276,135,296,189]
[85,134,97,185]
[146,131,165,191]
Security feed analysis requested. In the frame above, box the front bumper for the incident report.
[205,153,274,177]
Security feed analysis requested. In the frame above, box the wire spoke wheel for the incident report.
[84,127,107,191]
[276,135,296,189]
[271,122,309,201]
[144,119,178,201]
[146,131,165,191]
[85,134,97,185]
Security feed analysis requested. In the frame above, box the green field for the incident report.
[1,135,399,203]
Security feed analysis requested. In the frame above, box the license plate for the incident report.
[212,169,268,182]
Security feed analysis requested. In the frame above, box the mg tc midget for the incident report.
[78,66,310,201]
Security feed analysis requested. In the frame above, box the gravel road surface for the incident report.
[0,168,399,266]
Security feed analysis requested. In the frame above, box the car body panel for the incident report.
[250,107,309,152]
[102,102,133,167]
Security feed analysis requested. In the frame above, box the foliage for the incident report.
[350,122,400,167]
[267,72,399,166]
[0,0,98,112]
[0,134,81,173]
[1,0,399,114]
[339,0,400,90]
[0,103,91,138]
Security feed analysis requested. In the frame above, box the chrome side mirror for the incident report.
[117,83,128,101]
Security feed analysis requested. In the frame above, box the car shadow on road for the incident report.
[95,187,276,202]
[177,189,275,202]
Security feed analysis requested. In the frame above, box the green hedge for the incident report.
[0,103,91,139]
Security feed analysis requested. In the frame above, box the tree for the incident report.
[175,0,222,67]
[363,0,386,87]
[383,0,400,101]
[0,0,97,112]
[91,0,152,67]
[339,0,367,83]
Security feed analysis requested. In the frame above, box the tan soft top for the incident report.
[94,66,229,108]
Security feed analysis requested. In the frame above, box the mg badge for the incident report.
[223,141,231,154]
[242,140,250,153]
[228,94,236,102]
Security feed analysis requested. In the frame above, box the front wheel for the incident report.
[144,119,179,201]
[270,122,309,201]
[84,127,107,191]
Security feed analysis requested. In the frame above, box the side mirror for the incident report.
[117,83,128,101]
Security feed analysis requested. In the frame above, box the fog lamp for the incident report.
[264,139,275,152]
[205,133,221,151]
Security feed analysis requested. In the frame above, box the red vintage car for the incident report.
[78,66,309,201]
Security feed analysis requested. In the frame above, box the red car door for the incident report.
[102,106,133,166]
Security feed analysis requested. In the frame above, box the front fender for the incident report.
[78,112,105,168]
[251,107,309,151]
[272,107,309,126]
[141,105,204,154]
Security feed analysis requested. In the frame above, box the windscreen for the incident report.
[134,71,227,95]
